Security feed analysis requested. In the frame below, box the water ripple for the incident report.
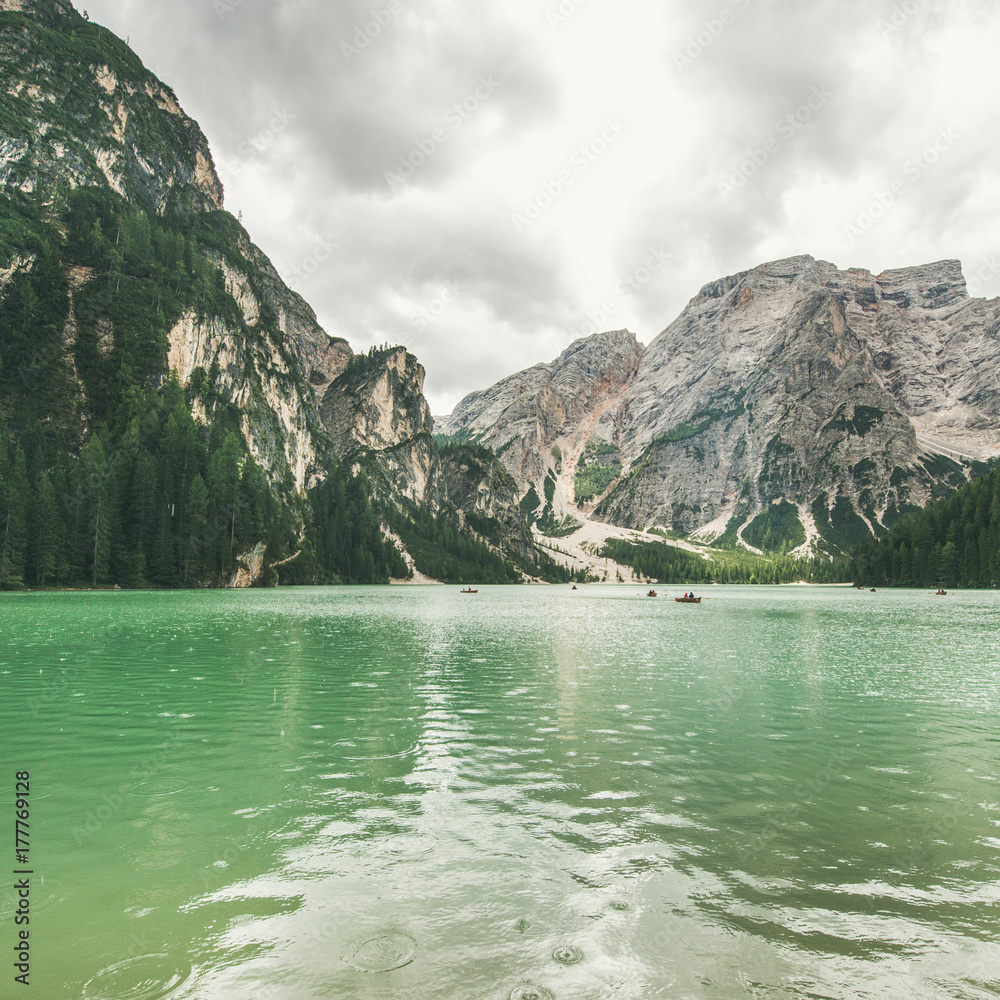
[82,955,192,999]
[341,930,417,972]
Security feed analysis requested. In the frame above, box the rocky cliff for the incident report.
[1,0,222,214]
[320,346,437,505]
[0,0,347,492]
[438,329,644,522]
[444,256,1000,555]
[320,347,543,571]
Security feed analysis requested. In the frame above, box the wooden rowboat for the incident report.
[460,588,478,594]
[674,596,702,604]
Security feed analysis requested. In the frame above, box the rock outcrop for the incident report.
[444,256,1000,554]
[438,329,644,514]
[0,0,554,583]
[1,0,223,213]
[320,347,437,505]
[436,444,536,564]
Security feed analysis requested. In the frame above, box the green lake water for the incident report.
[1,584,998,999]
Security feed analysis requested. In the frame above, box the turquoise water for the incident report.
[1,585,998,999]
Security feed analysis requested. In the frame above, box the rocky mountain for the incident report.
[1,0,222,214]
[0,0,549,588]
[441,256,1000,556]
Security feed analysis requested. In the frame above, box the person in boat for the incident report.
[684,592,689,599]
[688,591,695,600]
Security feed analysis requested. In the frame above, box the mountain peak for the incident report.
[1,1,224,213]
[875,259,969,309]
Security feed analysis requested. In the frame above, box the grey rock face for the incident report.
[0,3,224,214]
[436,445,536,564]
[438,329,644,505]
[320,350,539,565]
[320,348,437,504]
[446,256,1000,553]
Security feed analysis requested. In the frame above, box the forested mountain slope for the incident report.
[0,0,552,588]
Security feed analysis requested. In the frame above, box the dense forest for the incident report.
[600,538,852,586]
[852,464,1000,588]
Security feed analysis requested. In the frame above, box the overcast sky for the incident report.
[80,0,1000,414]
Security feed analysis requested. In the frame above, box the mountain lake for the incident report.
[1,584,998,999]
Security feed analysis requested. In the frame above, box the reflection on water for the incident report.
[2,585,999,998]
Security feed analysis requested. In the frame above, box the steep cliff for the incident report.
[319,347,546,576]
[1,0,222,214]
[0,0,347,494]
[445,257,1000,555]
[320,346,437,505]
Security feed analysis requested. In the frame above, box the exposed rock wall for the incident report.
[439,329,644,507]
[444,256,1000,551]
[437,446,536,563]
[1,1,223,213]
[595,256,1000,537]
[320,348,438,504]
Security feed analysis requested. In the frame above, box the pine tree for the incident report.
[0,446,29,588]
[182,473,209,584]
[31,468,60,588]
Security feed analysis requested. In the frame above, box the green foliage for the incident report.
[535,509,581,538]
[519,485,541,523]
[824,405,885,437]
[385,499,524,585]
[917,452,969,499]
[646,391,747,449]
[543,470,556,506]
[0,386,303,589]
[852,464,1000,588]
[0,187,262,428]
[0,6,215,214]
[812,493,871,554]
[433,425,488,449]
[743,501,806,553]
[710,512,749,550]
[342,344,400,379]
[601,538,851,586]
[294,465,408,584]
[574,438,621,503]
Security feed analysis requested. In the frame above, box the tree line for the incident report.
[600,538,852,586]
[852,463,1000,588]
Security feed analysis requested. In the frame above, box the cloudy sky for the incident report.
[81,0,1000,414]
